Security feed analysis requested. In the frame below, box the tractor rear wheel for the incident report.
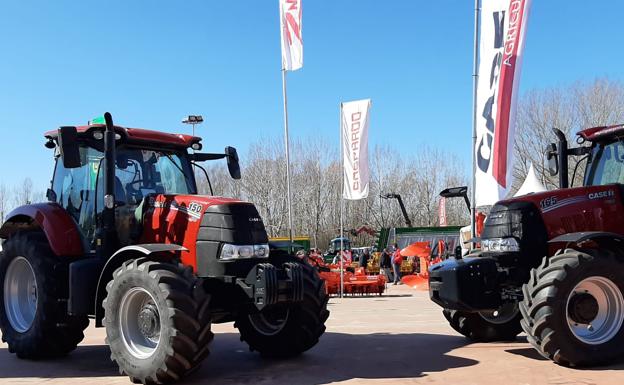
[0,231,89,358]
[520,249,624,366]
[103,258,213,384]
[443,303,522,342]
[235,260,329,358]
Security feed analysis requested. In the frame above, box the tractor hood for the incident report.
[494,184,621,230]
[139,194,269,272]
[143,194,250,224]
[481,185,623,267]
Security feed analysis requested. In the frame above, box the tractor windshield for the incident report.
[585,140,624,186]
[113,148,196,198]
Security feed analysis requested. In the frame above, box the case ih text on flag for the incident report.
[474,0,531,207]
[279,0,303,71]
[341,99,371,200]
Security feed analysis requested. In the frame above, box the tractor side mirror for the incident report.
[546,143,559,176]
[439,186,468,198]
[454,245,462,260]
[58,126,81,169]
[225,146,241,180]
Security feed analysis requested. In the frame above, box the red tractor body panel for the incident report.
[578,124,624,142]
[140,194,247,271]
[497,184,624,243]
[0,203,83,257]
[44,125,200,149]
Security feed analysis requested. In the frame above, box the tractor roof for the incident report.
[44,125,200,149]
[578,124,624,142]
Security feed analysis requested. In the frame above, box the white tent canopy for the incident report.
[514,163,547,197]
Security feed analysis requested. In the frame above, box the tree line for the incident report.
[1,78,622,249]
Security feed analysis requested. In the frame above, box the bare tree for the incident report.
[514,78,624,191]
[13,178,34,207]
[0,184,8,224]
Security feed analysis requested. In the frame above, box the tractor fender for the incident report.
[0,203,83,257]
[549,231,624,251]
[94,243,188,326]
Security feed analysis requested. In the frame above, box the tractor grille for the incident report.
[195,202,269,278]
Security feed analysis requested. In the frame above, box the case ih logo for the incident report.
[588,190,615,200]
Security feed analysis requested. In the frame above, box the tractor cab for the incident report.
[578,126,624,187]
[44,123,240,254]
[48,138,197,250]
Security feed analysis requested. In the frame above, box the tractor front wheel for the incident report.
[443,303,522,342]
[520,249,624,366]
[235,261,329,358]
[0,231,89,358]
[104,258,213,384]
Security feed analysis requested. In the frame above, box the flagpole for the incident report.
[470,0,481,244]
[281,68,295,249]
[339,103,344,298]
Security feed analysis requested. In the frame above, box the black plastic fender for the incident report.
[549,231,624,245]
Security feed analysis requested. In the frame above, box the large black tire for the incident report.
[103,258,213,384]
[443,306,522,342]
[520,249,624,366]
[0,231,89,358]
[235,260,329,358]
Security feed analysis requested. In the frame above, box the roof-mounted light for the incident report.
[191,142,202,151]
[182,115,203,124]
[90,116,106,125]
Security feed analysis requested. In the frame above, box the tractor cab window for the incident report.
[585,140,624,186]
[104,148,195,205]
[51,147,101,249]
[95,148,195,246]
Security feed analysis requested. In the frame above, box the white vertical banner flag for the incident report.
[279,0,303,71]
[341,99,371,200]
[439,197,447,227]
[474,0,531,207]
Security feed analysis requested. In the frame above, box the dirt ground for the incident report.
[1,285,623,385]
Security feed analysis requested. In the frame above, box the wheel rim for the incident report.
[566,276,624,345]
[119,287,161,359]
[3,256,37,333]
[479,302,519,325]
[248,307,290,336]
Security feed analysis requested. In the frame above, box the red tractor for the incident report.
[430,125,624,366]
[0,113,329,384]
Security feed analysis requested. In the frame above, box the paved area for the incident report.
[1,285,623,385]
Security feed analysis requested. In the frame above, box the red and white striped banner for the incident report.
[279,0,303,71]
[475,0,531,207]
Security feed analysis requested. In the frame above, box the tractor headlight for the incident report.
[220,243,270,260]
[481,237,520,253]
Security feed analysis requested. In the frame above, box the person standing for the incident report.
[380,248,392,282]
[360,249,370,271]
[392,243,403,285]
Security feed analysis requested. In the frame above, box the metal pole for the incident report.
[339,103,344,298]
[281,69,295,249]
[470,0,481,244]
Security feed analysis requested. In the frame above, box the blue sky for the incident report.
[0,1,622,190]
